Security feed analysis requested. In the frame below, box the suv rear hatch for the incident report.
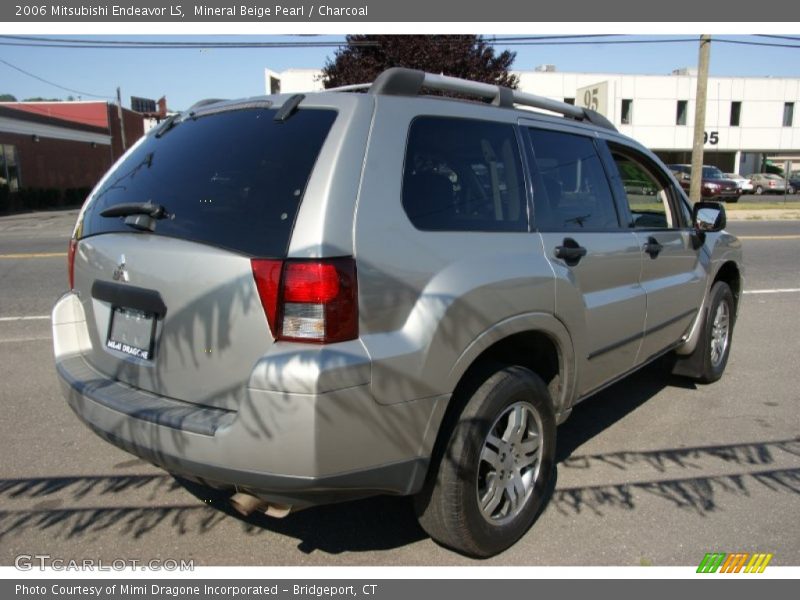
[70,102,338,410]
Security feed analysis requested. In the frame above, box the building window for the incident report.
[730,101,741,127]
[621,99,633,125]
[783,102,795,127]
[563,97,575,105]
[0,144,21,192]
[676,100,688,126]
[269,76,281,95]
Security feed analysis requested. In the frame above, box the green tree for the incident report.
[321,35,518,90]
[0,94,17,102]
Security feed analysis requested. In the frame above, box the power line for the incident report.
[1,34,799,52]
[0,58,113,99]
[756,34,800,42]
[0,34,618,48]
[0,35,371,49]
[497,38,699,46]
[713,38,800,49]
[490,35,620,42]
[0,34,668,51]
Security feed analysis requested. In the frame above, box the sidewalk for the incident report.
[0,209,80,238]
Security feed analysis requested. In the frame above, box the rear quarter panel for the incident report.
[354,98,569,408]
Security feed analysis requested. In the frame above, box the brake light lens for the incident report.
[283,262,340,303]
[250,259,283,338]
[67,238,77,290]
[251,257,357,344]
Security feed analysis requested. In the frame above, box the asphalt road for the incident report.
[0,210,798,567]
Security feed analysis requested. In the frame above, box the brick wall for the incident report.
[0,131,112,190]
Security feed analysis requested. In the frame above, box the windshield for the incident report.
[81,107,337,257]
[702,167,725,179]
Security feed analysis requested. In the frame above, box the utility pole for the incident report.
[116,86,127,154]
[689,35,711,203]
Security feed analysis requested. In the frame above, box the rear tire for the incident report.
[414,365,556,558]
[755,185,763,195]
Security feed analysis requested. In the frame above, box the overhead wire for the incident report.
[0,58,113,99]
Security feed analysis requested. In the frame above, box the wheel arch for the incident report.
[422,319,574,490]
[713,260,742,315]
[444,314,575,420]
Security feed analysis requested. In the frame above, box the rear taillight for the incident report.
[251,257,358,344]
[67,238,77,290]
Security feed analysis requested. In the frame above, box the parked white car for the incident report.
[725,174,753,193]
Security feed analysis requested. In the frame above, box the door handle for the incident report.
[555,238,587,266]
[643,236,663,259]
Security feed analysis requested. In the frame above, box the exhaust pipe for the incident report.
[229,492,292,518]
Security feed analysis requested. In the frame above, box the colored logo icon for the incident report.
[697,553,773,573]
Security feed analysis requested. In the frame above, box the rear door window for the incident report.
[526,129,620,231]
[402,116,528,232]
[81,107,337,257]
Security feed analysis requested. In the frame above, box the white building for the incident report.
[265,66,800,175]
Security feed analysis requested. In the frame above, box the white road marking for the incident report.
[743,288,800,295]
[0,315,50,322]
[0,336,51,343]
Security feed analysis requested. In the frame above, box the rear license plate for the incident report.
[107,307,155,360]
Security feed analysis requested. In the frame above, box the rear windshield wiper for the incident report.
[100,201,171,232]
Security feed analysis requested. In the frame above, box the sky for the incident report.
[0,35,799,111]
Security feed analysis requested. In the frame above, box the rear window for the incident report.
[81,107,337,257]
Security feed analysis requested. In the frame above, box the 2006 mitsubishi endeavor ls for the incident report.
[53,68,742,557]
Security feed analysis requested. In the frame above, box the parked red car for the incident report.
[668,164,741,202]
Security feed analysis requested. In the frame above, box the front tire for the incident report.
[414,365,556,557]
[755,185,764,195]
[697,282,735,383]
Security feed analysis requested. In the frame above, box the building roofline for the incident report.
[511,70,800,81]
[0,105,109,135]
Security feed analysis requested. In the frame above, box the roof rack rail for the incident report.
[187,98,228,112]
[365,67,617,132]
[323,83,372,93]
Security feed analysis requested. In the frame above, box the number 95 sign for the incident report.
[577,82,609,116]
[704,131,720,145]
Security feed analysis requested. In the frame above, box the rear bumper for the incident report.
[53,293,446,507]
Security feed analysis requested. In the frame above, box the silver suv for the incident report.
[53,68,742,557]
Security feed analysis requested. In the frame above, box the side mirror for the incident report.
[692,201,726,232]
[690,201,726,249]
